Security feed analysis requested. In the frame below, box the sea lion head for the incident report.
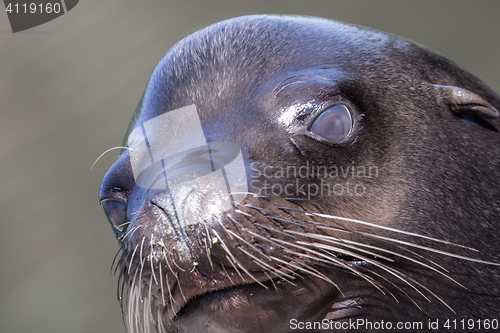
[99,15,500,333]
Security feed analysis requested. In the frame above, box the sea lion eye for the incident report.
[309,104,353,142]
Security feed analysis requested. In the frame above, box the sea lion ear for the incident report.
[433,84,499,119]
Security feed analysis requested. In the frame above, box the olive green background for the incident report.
[0,1,498,332]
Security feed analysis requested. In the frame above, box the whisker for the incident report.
[395,245,448,272]
[303,241,431,303]
[234,209,253,218]
[171,258,186,273]
[278,263,304,279]
[164,255,186,303]
[120,225,142,243]
[254,222,297,239]
[150,235,158,285]
[111,243,126,276]
[286,230,465,288]
[268,255,341,294]
[148,273,153,326]
[159,262,165,307]
[225,229,271,261]
[318,225,499,266]
[262,270,279,292]
[220,261,235,286]
[211,230,244,280]
[138,237,146,297]
[212,229,268,288]
[161,248,177,307]
[116,255,129,307]
[236,245,297,284]
[157,307,166,333]
[265,215,317,232]
[91,146,132,170]
[356,266,406,304]
[116,221,132,232]
[403,274,455,313]
[243,204,275,214]
[239,226,293,251]
[128,244,140,275]
[204,224,214,270]
[278,207,478,251]
[277,241,386,295]
[284,229,394,262]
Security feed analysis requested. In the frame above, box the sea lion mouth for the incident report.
[121,243,351,333]
[114,188,373,329]
[138,260,278,319]
[137,254,350,333]
[168,257,364,319]
[172,274,343,331]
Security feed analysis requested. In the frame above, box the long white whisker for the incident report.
[159,262,165,307]
[286,230,465,288]
[204,224,214,270]
[236,246,297,284]
[212,229,268,288]
[284,229,395,262]
[138,237,146,297]
[128,244,140,275]
[268,255,342,294]
[317,225,500,266]
[161,248,177,309]
[150,235,158,285]
[273,238,385,295]
[220,261,235,286]
[91,146,132,170]
[402,273,455,313]
[278,207,478,251]
[302,241,431,302]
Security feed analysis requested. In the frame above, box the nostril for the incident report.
[102,200,128,233]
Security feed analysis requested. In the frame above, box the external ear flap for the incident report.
[434,84,499,119]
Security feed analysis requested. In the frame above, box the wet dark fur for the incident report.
[100,15,500,333]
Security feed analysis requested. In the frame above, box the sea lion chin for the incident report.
[99,15,500,333]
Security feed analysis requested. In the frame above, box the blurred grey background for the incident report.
[0,1,498,332]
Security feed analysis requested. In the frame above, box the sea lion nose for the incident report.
[102,200,127,234]
[99,152,135,236]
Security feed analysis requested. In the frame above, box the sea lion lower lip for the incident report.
[133,238,282,308]
[174,280,282,319]
[142,264,286,320]
[169,271,343,332]
[172,279,270,319]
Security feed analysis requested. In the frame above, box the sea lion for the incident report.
[99,15,500,333]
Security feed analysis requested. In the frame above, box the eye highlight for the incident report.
[309,104,353,143]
